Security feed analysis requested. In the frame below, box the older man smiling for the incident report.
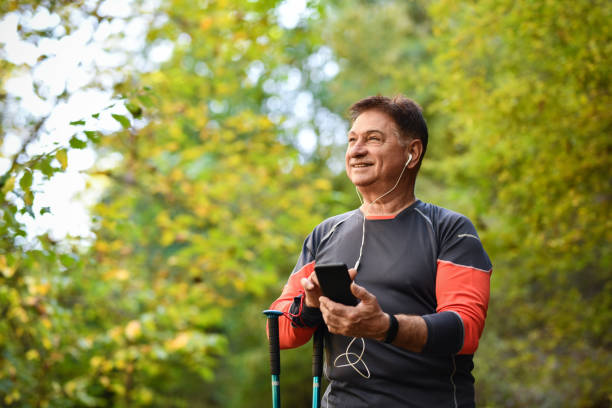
[269,95,492,408]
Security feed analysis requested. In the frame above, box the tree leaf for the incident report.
[70,120,86,126]
[56,149,68,170]
[69,136,88,149]
[137,94,154,108]
[19,170,33,191]
[24,191,34,207]
[60,254,76,267]
[1,176,15,194]
[125,102,143,118]
[38,156,55,178]
[111,114,131,129]
[84,130,101,143]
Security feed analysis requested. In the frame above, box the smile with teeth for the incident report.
[352,163,372,167]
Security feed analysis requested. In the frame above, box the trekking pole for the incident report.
[312,325,324,408]
[263,310,283,408]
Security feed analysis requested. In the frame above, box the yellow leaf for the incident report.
[103,268,129,281]
[24,190,34,206]
[56,149,68,170]
[160,229,175,246]
[35,283,50,296]
[95,241,109,253]
[26,349,39,360]
[90,356,103,368]
[1,176,15,194]
[0,255,15,278]
[42,337,52,349]
[314,178,332,191]
[166,332,190,351]
[14,307,28,323]
[64,380,76,397]
[137,388,154,404]
[109,326,122,341]
[200,17,213,31]
[125,320,142,340]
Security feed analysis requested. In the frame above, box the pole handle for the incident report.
[312,325,324,377]
[263,310,283,376]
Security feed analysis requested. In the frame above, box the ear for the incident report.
[406,139,423,169]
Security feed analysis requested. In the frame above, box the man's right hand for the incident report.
[301,267,358,308]
[300,271,323,308]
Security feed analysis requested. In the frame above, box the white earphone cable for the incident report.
[331,154,412,382]
[353,155,411,271]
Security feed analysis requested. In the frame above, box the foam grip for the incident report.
[312,326,324,377]
[267,316,281,375]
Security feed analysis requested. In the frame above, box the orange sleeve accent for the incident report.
[436,259,491,354]
[269,262,317,349]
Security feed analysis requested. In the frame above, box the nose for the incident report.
[347,139,367,158]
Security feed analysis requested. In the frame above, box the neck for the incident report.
[358,180,416,216]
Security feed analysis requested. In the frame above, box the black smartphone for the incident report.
[314,263,358,306]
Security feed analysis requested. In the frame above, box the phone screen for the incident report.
[314,263,358,306]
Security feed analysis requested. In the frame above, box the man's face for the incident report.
[345,110,408,190]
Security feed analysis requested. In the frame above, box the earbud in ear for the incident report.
[405,154,413,166]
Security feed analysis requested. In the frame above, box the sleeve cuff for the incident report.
[422,311,464,355]
[289,294,323,328]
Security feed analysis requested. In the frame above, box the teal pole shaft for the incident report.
[272,374,281,408]
[263,310,283,408]
[312,376,321,408]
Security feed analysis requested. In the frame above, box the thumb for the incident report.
[351,282,375,303]
[348,268,358,281]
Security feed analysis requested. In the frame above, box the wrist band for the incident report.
[384,313,399,344]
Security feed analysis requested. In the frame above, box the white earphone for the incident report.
[405,153,413,167]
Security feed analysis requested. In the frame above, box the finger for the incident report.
[320,296,352,319]
[310,272,320,288]
[319,296,341,317]
[300,277,314,291]
[351,282,376,302]
[319,302,343,328]
[318,296,332,313]
[348,268,358,280]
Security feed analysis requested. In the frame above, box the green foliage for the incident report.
[314,0,610,406]
[1,0,609,407]
[427,1,611,406]
[81,1,339,403]
[1,0,337,406]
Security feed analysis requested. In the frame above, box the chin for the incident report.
[350,177,375,187]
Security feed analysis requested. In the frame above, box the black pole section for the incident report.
[312,325,324,408]
[263,310,283,408]
[267,314,281,376]
[312,326,324,378]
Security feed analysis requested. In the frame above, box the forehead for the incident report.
[349,110,397,135]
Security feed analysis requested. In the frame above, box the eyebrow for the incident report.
[348,129,385,137]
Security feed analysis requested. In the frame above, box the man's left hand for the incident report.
[319,282,389,341]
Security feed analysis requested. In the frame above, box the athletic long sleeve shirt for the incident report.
[269,200,492,407]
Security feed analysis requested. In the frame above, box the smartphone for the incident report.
[314,263,358,306]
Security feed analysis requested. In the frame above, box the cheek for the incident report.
[345,152,351,173]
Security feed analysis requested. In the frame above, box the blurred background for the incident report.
[0,0,610,406]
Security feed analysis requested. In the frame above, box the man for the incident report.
[269,95,492,407]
